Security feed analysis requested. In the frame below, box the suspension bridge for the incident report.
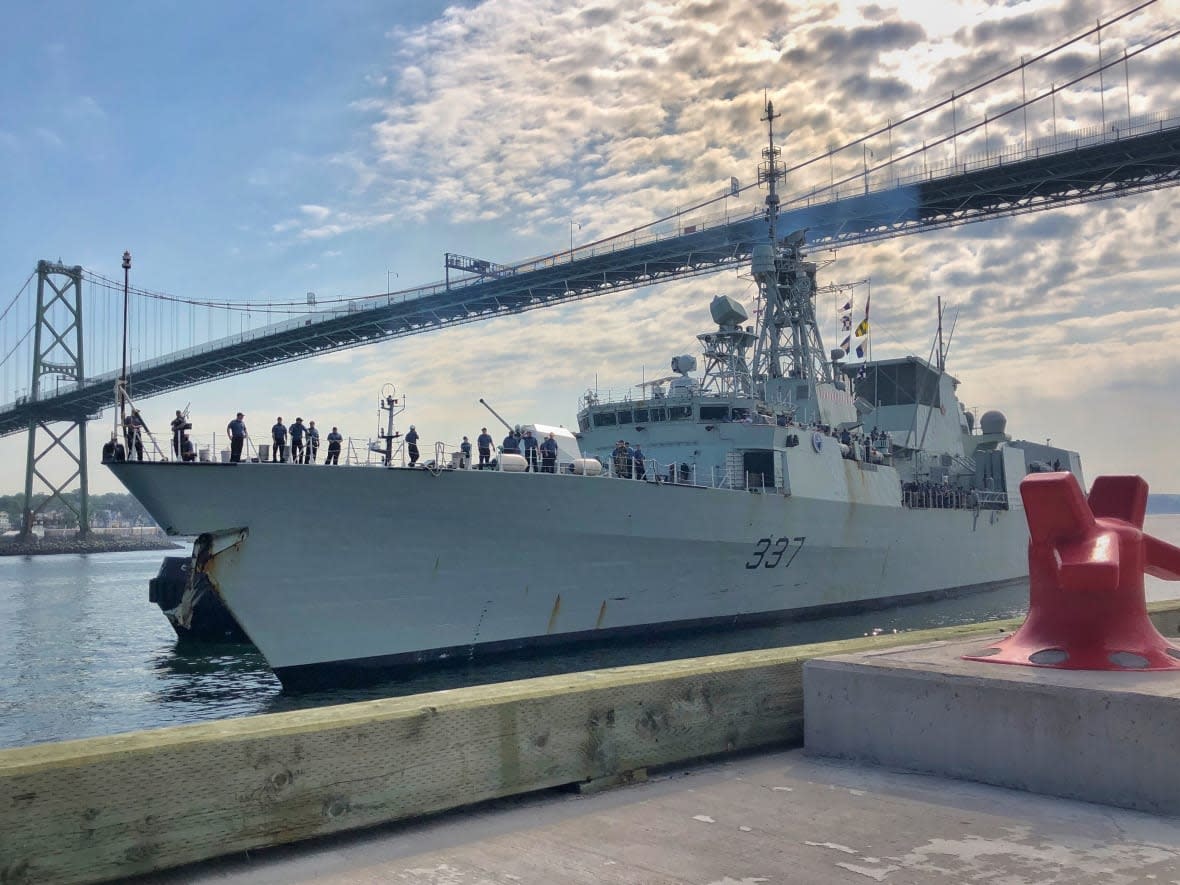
[2,5,1179,534]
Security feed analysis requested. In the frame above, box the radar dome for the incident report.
[710,295,748,327]
[979,410,1007,435]
[671,354,697,375]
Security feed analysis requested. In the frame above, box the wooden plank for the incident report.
[1,603,1177,885]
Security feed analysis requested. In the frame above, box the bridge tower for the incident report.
[21,261,91,538]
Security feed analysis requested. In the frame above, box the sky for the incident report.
[1,0,1179,500]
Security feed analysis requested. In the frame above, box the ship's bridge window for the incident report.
[617,410,633,425]
[578,415,590,432]
[649,408,667,422]
[669,405,692,420]
[853,362,942,408]
[633,408,649,422]
[593,411,617,427]
[700,405,730,420]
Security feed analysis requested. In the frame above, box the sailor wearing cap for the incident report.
[502,427,521,455]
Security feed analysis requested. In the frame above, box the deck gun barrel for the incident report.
[478,398,515,434]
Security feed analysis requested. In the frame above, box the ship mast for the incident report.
[749,100,833,392]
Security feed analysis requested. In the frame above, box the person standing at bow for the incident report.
[306,420,320,464]
[226,412,247,463]
[539,432,558,473]
[325,426,343,465]
[405,425,420,466]
[289,417,307,464]
[271,417,287,462]
[477,427,494,469]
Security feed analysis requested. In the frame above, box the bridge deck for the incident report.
[3,114,1179,438]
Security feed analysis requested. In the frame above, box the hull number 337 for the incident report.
[746,536,806,569]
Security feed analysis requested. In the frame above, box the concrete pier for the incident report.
[3,602,1179,885]
[127,747,1180,884]
[806,635,1180,815]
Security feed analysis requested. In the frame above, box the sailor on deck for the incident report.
[477,428,493,469]
[406,425,420,466]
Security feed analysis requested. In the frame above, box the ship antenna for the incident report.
[937,295,945,373]
[760,99,782,245]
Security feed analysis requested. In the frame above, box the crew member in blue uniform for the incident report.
[124,410,146,461]
[539,432,558,473]
[226,412,247,463]
[477,427,494,469]
[306,420,320,464]
[521,429,539,472]
[289,417,306,464]
[405,424,420,466]
[325,427,343,465]
[271,417,287,462]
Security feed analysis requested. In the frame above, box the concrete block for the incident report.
[804,637,1180,815]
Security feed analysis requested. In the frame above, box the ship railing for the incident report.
[901,485,1010,511]
[972,490,1010,510]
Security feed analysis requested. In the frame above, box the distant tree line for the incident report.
[0,492,157,530]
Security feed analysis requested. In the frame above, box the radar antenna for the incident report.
[749,99,833,393]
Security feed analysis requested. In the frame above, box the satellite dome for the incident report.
[979,410,1007,435]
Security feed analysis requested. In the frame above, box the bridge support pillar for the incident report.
[21,261,90,539]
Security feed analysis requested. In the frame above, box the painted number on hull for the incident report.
[746,536,806,569]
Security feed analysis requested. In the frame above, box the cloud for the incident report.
[300,204,332,221]
[33,128,63,149]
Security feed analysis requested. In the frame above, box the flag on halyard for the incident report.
[856,364,867,380]
[855,318,870,337]
[855,342,866,358]
[841,315,851,330]
[839,336,851,352]
[841,300,852,311]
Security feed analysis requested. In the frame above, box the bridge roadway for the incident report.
[3,113,1179,439]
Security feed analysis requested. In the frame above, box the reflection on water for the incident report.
[2,515,1178,749]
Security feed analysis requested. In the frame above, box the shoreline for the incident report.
[0,535,184,557]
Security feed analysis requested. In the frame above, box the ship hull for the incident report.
[109,461,1028,687]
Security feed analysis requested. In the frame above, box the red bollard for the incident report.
[963,472,1180,670]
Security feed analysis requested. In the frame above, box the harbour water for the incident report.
[3,515,1179,751]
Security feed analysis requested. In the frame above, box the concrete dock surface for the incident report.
[129,748,1180,884]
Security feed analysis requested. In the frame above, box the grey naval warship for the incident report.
[108,104,1081,688]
